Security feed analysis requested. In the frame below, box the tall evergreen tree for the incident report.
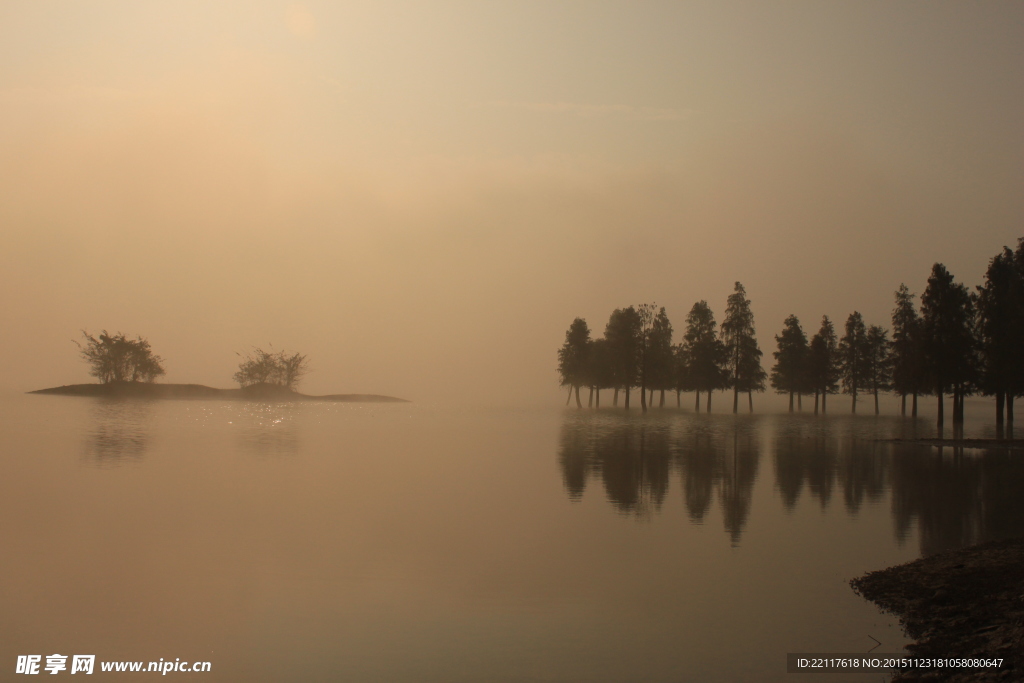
[682,301,728,413]
[921,263,976,428]
[584,338,614,408]
[557,318,591,408]
[604,307,642,409]
[721,282,764,413]
[890,284,926,417]
[736,336,768,412]
[976,248,1024,431]
[673,343,692,409]
[807,315,839,415]
[864,325,891,415]
[645,307,674,408]
[770,315,808,412]
[838,312,869,413]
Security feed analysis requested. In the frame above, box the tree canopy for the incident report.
[77,331,165,384]
[234,347,309,389]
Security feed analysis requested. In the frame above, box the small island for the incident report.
[32,332,408,403]
[29,381,408,403]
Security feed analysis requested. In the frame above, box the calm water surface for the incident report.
[2,393,1022,681]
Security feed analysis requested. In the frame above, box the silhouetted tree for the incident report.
[807,316,839,414]
[890,284,927,416]
[673,343,692,408]
[584,338,614,408]
[637,303,658,412]
[976,248,1024,432]
[557,318,591,408]
[736,336,768,412]
[645,307,674,408]
[235,347,309,389]
[921,263,976,428]
[77,331,166,383]
[864,325,891,415]
[770,315,808,412]
[605,307,642,409]
[682,301,728,413]
[838,312,869,413]
[721,282,765,413]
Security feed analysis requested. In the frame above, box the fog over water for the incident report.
[2,2,1023,405]
[3,5,1024,679]
[3,394,1023,680]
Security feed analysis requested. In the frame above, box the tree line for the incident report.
[557,238,1024,432]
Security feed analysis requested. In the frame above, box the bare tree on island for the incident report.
[234,347,310,391]
[770,315,808,413]
[890,284,927,416]
[807,316,839,415]
[721,282,765,413]
[557,318,591,408]
[921,264,976,429]
[838,312,869,413]
[77,331,166,384]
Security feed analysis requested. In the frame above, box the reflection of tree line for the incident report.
[559,416,759,542]
[561,416,1024,553]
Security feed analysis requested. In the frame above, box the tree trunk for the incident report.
[625,387,631,410]
[565,386,572,405]
[575,385,582,409]
[613,387,619,407]
[797,393,802,412]
[814,390,819,415]
[912,391,918,417]
[996,391,1005,430]
[1008,395,1015,436]
[595,388,601,408]
[707,389,713,413]
[659,390,665,408]
[937,390,944,428]
[733,386,739,414]
[640,379,646,412]
[676,390,681,408]
[695,391,700,412]
[588,386,594,408]
[788,391,794,413]
[851,388,857,414]
[748,391,753,413]
[822,391,827,414]
[901,393,906,416]
[874,388,879,415]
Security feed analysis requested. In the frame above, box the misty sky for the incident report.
[2,1,1022,405]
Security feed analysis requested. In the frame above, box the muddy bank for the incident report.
[885,438,1024,451]
[29,382,409,403]
[851,538,1024,681]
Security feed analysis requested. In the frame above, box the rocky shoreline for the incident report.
[851,538,1024,681]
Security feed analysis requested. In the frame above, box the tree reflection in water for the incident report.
[560,412,1024,554]
[558,413,760,539]
[84,398,154,465]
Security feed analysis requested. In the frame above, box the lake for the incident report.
[2,392,1020,681]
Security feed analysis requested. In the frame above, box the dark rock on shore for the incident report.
[29,381,409,403]
[851,538,1024,681]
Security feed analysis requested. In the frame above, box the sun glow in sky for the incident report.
[2,1,1022,404]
